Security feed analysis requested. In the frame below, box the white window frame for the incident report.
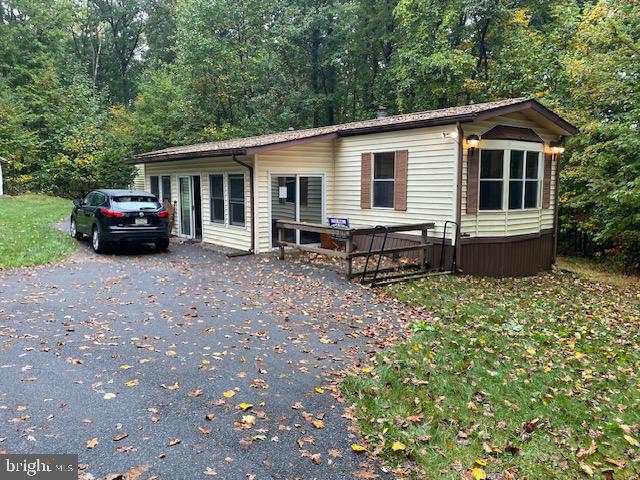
[508,150,542,210]
[267,172,326,249]
[477,140,544,212]
[160,175,172,204]
[227,173,246,228]
[372,151,396,209]
[479,150,505,212]
[209,174,225,224]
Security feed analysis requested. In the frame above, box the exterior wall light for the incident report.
[547,140,565,155]
[441,130,459,140]
[466,134,480,149]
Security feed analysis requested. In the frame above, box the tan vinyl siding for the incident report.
[254,140,334,253]
[132,164,145,190]
[461,112,559,237]
[144,157,253,250]
[331,126,458,240]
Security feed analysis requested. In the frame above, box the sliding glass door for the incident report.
[270,174,323,247]
[179,176,192,237]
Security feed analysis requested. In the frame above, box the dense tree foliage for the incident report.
[0,0,638,264]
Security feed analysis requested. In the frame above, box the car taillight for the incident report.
[99,208,124,218]
[157,209,169,218]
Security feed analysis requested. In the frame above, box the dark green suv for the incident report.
[70,189,170,253]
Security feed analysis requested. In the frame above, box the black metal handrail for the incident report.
[361,225,389,287]
[439,220,459,272]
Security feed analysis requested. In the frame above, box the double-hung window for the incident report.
[228,174,245,226]
[373,152,395,208]
[161,176,172,204]
[479,150,504,210]
[209,174,224,223]
[150,176,160,198]
[509,151,540,209]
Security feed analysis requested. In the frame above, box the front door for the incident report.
[270,174,323,247]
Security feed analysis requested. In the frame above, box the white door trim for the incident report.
[267,172,326,249]
[178,175,195,239]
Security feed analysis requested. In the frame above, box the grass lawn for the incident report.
[343,270,640,479]
[0,194,76,269]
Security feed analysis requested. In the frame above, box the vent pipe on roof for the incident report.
[376,106,388,119]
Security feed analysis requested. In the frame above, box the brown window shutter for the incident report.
[542,153,552,208]
[300,177,308,206]
[394,150,408,211]
[466,147,480,214]
[360,153,372,209]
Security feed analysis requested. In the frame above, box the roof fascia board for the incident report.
[127,148,247,164]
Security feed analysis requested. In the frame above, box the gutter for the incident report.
[455,122,464,273]
[232,154,255,255]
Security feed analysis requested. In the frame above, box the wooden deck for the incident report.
[275,220,435,279]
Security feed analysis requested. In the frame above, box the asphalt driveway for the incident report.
[0,238,413,479]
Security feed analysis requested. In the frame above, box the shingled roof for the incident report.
[127,98,577,164]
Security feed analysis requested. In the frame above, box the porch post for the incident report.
[345,233,353,279]
[420,227,429,271]
[278,223,285,260]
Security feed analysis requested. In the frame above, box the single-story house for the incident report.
[0,156,7,196]
[126,97,577,276]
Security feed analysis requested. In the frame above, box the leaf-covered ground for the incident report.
[343,271,640,479]
[0,194,75,269]
[0,242,410,479]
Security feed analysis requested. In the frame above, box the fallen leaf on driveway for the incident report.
[112,433,128,441]
[351,444,366,453]
[352,471,378,479]
[223,390,236,398]
[86,438,98,449]
[160,383,180,390]
[167,438,181,447]
[311,419,325,429]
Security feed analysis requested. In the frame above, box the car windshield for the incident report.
[112,196,161,210]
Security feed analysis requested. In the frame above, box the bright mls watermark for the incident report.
[0,455,77,479]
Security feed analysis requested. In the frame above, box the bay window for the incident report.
[509,151,540,209]
[478,148,542,211]
[479,150,504,210]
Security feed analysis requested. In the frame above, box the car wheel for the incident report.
[155,238,170,252]
[91,226,107,253]
[70,218,83,240]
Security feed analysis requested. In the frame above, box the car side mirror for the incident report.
[73,199,82,208]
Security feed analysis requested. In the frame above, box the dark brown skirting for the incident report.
[352,230,554,277]
[352,234,455,271]
[458,230,554,277]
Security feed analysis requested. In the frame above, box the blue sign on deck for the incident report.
[328,217,350,228]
